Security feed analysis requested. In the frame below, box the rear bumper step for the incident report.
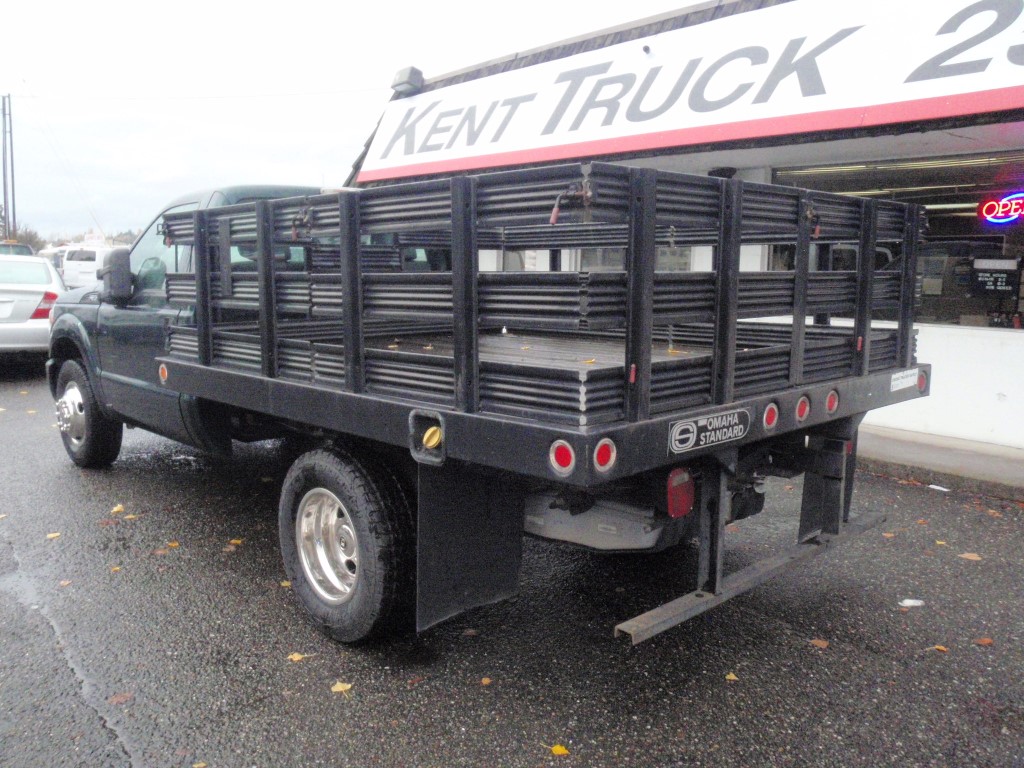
[614,511,885,645]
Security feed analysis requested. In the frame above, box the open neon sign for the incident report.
[980,193,1024,225]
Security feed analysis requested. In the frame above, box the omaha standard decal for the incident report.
[669,409,751,454]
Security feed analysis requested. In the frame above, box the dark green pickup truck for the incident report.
[47,165,931,645]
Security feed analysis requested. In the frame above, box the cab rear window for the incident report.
[0,261,50,284]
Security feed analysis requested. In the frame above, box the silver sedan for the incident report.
[0,254,65,354]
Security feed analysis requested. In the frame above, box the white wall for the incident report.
[863,324,1024,449]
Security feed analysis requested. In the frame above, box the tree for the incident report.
[0,204,45,251]
[14,226,46,252]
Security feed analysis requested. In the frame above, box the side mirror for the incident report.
[99,248,133,305]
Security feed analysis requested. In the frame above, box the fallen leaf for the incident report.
[331,681,353,697]
[916,519,928,525]
[110,566,121,573]
[59,580,72,587]
[408,676,427,687]
[167,541,180,549]
[986,509,1003,518]
[725,523,740,533]
[123,514,139,520]
[974,637,994,647]
[958,552,983,561]
[152,549,169,556]
[550,745,570,756]
[899,599,924,608]
[882,532,896,538]
[725,672,739,682]
[110,504,124,515]
[936,540,947,546]
[933,645,949,653]
[46,532,61,540]
[287,652,312,662]
[783,485,795,492]
[222,545,236,553]
[98,519,118,527]
[0,514,6,520]
[107,692,133,706]
[582,358,596,365]
[229,539,243,546]
[462,628,480,637]
[481,677,493,686]
[280,580,291,588]
[809,639,829,650]
[192,763,208,768]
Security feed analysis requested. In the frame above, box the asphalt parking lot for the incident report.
[1,358,1022,768]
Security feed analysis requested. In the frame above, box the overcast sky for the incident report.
[1,0,686,241]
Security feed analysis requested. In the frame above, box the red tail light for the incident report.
[917,371,928,392]
[795,395,811,422]
[667,468,695,519]
[825,390,840,414]
[31,291,59,320]
[549,440,576,476]
[593,438,617,473]
[763,402,779,430]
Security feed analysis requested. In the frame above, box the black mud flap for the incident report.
[415,460,525,633]
[799,417,862,542]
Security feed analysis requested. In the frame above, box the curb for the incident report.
[857,457,1024,503]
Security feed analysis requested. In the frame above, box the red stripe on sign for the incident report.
[357,84,1024,183]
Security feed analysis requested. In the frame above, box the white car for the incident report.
[0,254,65,354]
[61,246,117,289]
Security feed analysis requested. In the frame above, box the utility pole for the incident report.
[1,94,14,239]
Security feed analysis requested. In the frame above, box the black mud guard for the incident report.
[799,415,863,542]
[415,460,525,633]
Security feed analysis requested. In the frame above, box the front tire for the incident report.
[278,447,414,643]
[55,360,123,468]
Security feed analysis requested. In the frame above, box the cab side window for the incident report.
[130,202,198,291]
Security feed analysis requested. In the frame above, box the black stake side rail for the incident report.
[159,162,928,484]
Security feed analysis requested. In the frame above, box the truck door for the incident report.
[96,201,199,442]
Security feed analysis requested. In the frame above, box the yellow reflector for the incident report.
[422,425,443,450]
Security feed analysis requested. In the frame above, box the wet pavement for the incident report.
[1,357,1022,768]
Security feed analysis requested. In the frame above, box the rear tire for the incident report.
[55,360,123,468]
[278,447,414,643]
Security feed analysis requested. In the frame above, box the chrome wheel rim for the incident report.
[295,488,359,605]
[56,382,87,448]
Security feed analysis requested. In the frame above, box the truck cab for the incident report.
[47,185,319,455]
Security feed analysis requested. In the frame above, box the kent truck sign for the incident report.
[359,0,1024,182]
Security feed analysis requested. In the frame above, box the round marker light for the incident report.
[825,390,840,415]
[422,426,443,450]
[795,395,811,422]
[917,371,928,392]
[593,438,617,473]
[158,363,169,384]
[549,440,576,476]
[763,402,779,430]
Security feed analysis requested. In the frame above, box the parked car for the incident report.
[0,254,64,354]
[36,245,72,273]
[61,246,117,289]
[0,240,35,256]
